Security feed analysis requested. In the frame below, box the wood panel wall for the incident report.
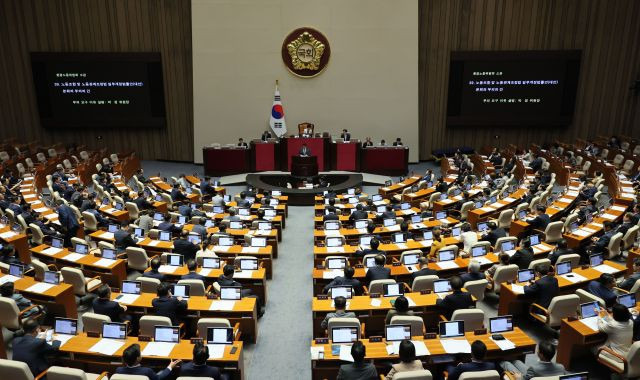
[419,0,640,160]
[0,0,193,161]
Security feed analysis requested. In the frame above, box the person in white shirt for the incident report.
[460,222,478,254]
[596,303,634,356]
[211,191,224,207]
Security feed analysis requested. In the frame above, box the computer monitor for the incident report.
[477,222,488,232]
[501,241,515,252]
[212,206,224,214]
[400,203,411,210]
[435,211,447,220]
[202,257,221,269]
[471,245,487,257]
[108,224,119,233]
[372,194,383,202]
[272,190,281,197]
[556,261,572,275]
[383,283,404,297]
[54,318,78,335]
[167,254,184,267]
[264,209,277,217]
[330,286,353,299]
[207,327,234,345]
[451,227,461,237]
[423,230,433,241]
[325,221,340,230]
[102,322,127,339]
[559,373,588,380]
[187,235,201,245]
[393,233,406,243]
[433,279,452,293]
[439,193,447,201]
[354,220,368,229]
[377,205,387,213]
[229,221,243,229]
[489,316,513,333]
[326,237,343,248]
[580,301,600,318]
[347,188,355,195]
[385,324,411,342]
[171,284,190,298]
[218,237,234,246]
[205,220,215,228]
[438,249,455,262]
[518,210,527,220]
[411,215,422,223]
[238,208,250,216]
[153,212,164,221]
[475,201,484,209]
[439,321,464,338]
[618,293,636,308]
[155,194,163,202]
[75,243,88,254]
[359,235,373,246]
[239,258,258,270]
[365,257,377,268]
[43,271,60,284]
[154,326,180,343]
[402,253,420,266]
[114,202,124,211]
[220,286,242,300]
[51,237,64,248]
[330,327,358,344]
[134,228,144,238]
[589,254,604,267]
[258,222,272,231]
[223,195,231,202]
[159,231,171,241]
[9,264,23,278]
[529,234,540,246]
[327,257,347,269]
[383,218,396,227]
[517,269,535,283]
[121,281,141,295]
[490,195,497,203]
[569,222,579,232]
[251,237,267,247]
[348,197,358,205]
[102,248,117,260]
[177,216,187,225]
[102,197,110,206]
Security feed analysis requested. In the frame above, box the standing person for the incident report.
[56,199,79,247]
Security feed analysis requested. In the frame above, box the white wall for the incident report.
[192,0,419,163]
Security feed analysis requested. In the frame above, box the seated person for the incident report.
[486,253,510,279]
[182,259,206,281]
[500,341,566,380]
[152,282,188,325]
[92,285,131,323]
[173,230,200,262]
[385,295,414,324]
[385,340,424,380]
[355,237,384,258]
[460,260,484,284]
[436,275,474,320]
[0,282,42,318]
[237,138,248,148]
[460,223,478,253]
[524,264,559,309]
[0,243,22,265]
[323,266,364,296]
[170,184,187,202]
[411,257,437,282]
[588,221,616,255]
[143,257,166,281]
[179,342,224,379]
[428,227,446,259]
[116,343,179,380]
[158,214,181,234]
[337,341,377,380]
[216,264,263,315]
[597,303,634,357]
[12,319,61,376]
[323,206,339,222]
[481,222,506,247]
[509,237,534,270]
[299,143,311,156]
[365,254,391,283]
[392,137,403,146]
[547,239,572,265]
[446,340,503,380]
[380,204,396,220]
[114,222,136,251]
[619,258,640,291]
[349,204,368,223]
[587,273,618,308]
[526,205,550,230]
[321,295,356,330]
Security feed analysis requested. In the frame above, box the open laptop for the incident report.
[438,249,455,262]
[330,326,358,344]
[383,283,404,297]
[439,321,465,338]
[411,214,422,223]
[471,245,487,257]
[202,257,221,269]
[101,248,117,260]
[218,236,234,246]
[435,211,447,220]
[327,257,347,270]
[154,325,180,343]
[220,286,242,300]
[54,318,78,336]
[589,253,604,267]
[477,222,488,232]
[51,237,64,249]
[393,233,407,244]
[618,293,636,309]
[500,240,515,253]
[251,237,267,247]
[383,218,396,227]
[385,324,411,342]
[44,271,60,285]
[229,221,243,229]
[159,231,171,242]
[239,258,258,270]
[171,284,190,298]
[166,254,184,267]
[354,220,369,230]
[559,373,588,380]
[556,261,572,275]
[75,243,89,254]
[102,322,127,339]
[451,227,461,237]
[422,230,433,241]
[108,224,119,233]
[258,222,272,231]
[207,327,234,345]
[330,286,353,300]
[579,301,600,319]
[359,235,373,247]
[237,208,250,216]
[517,269,535,283]
[365,256,377,268]
[326,237,343,248]
[121,281,141,295]
[187,235,201,245]
[402,253,420,266]
[153,212,164,221]
[212,206,224,214]
[134,228,144,240]
[433,279,452,294]
[489,316,513,333]
[9,263,23,278]
[529,234,540,246]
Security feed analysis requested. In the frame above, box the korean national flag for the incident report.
[269,84,287,137]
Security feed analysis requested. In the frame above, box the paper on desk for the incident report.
[566,191,579,196]
[34,207,49,213]
[198,268,212,277]
[234,270,255,279]
[593,264,619,274]
[386,341,401,355]
[210,300,236,311]
[94,258,116,267]
[600,213,617,220]
[41,247,62,255]
[103,208,117,214]
[406,265,417,273]
[158,265,177,274]
[324,230,340,236]
[532,246,545,254]
[88,338,124,355]
[243,247,260,253]
[395,243,408,250]
[579,316,599,331]
[441,339,472,354]
[339,344,354,362]
[412,340,430,356]
[611,205,627,212]
[213,245,230,252]
[0,231,17,239]
[504,197,516,202]
[511,285,525,294]
[558,197,573,203]
[474,257,493,266]
[115,294,139,304]
[357,228,368,234]
[53,333,75,347]
[207,344,227,359]
[0,275,21,285]
[412,223,426,229]
[490,336,516,350]
[147,240,160,247]
[480,207,495,212]
[561,273,587,283]
[45,214,57,220]
[405,296,416,307]
[437,261,459,270]
[323,270,344,279]
[26,283,55,293]
[142,342,176,356]
[592,222,604,228]
[386,225,401,232]
[440,199,453,204]
[63,253,84,262]
[101,232,114,240]
[310,346,325,360]
[572,229,591,237]
[370,298,382,307]
[420,240,433,247]
[582,227,597,233]
[326,247,345,253]
[402,209,415,215]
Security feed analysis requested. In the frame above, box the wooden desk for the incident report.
[562,204,627,249]
[467,188,528,228]
[99,205,130,222]
[0,273,77,318]
[0,225,31,264]
[313,217,460,242]
[378,176,421,198]
[58,333,245,380]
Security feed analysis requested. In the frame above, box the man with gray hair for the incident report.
[460,259,483,285]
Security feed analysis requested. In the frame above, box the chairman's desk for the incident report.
[57,334,245,380]
[498,260,627,315]
[111,291,259,344]
[310,328,535,380]
[0,273,77,318]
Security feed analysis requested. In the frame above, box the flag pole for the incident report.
[276,79,279,87]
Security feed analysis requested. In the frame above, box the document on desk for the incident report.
[45,214,58,220]
[326,247,344,253]
[437,261,459,270]
[115,294,140,305]
[503,197,516,202]
[34,207,49,213]
[89,338,125,355]
[0,275,21,285]
[395,243,408,250]
[207,344,227,359]
[26,283,56,294]
[600,213,617,220]
[370,298,382,307]
[234,270,255,279]
[490,336,516,350]
[405,296,416,307]
[339,344,354,362]
[558,197,573,203]
[147,240,160,247]
[324,230,340,236]
[566,190,579,196]
[480,207,495,213]
[579,316,599,331]
[53,333,75,347]
[41,247,63,255]
[158,265,177,274]
[101,232,114,240]
[213,245,230,252]
[420,240,433,247]
[242,247,260,254]
[198,268,212,277]
[310,346,325,360]
[63,253,85,262]
[593,264,619,274]
[474,257,493,266]
[582,227,597,233]
[402,209,415,215]
[0,231,17,239]
[142,342,176,357]
[386,341,401,355]
[561,273,587,283]
[572,229,591,237]
[441,339,471,354]
[510,285,525,294]
[323,270,344,279]
[386,225,401,232]
[412,340,430,356]
[210,300,236,311]
[94,258,116,268]
[405,265,417,273]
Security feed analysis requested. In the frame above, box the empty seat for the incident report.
[451,309,485,331]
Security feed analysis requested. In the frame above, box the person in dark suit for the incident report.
[131,191,153,211]
[619,258,640,291]
[481,222,506,247]
[355,238,385,258]
[12,319,61,376]
[173,231,200,263]
[436,276,474,319]
[365,254,391,283]
[56,198,79,247]
[392,138,403,146]
[323,266,364,295]
[510,237,534,270]
[299,144,311,156]
[349,204,368,223]
[158,214,182,234]
[0,243,23,266]
[182,259,206,281]
[152,282,188,325]
[199,177,215,197]
[323,206,339,222]
[237,138,248,148]
[261,130,273,141]
[336,341,378,380]
[114,222,136,251]
[362,137,373,148]
[547,239,573,264]
[447,340,503,380]
[529,154,543,172]
[236,191,251,208]
[340,129,351,142]
[143,257,166,281]
[170,185,187,203]
[589,221,616,254]
[526,205,550,230]
[524,264,559,309]
[460,260,484,284]
[410,257,437,282]
[116,343,179,380]
[179,342,224,379]
[616,212,634,236]
[80,193,98,212]
[380,204,396,220]
[587,273,617,308]
[92,285,131,323]
[630,204,640,225]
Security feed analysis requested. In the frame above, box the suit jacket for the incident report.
[92,297,126,322]
[336,362,378,380]
[323,276,364,295]
[527,214,550,230]
[158,221,181,234]
[548,247,573,264]
[57,204,79,230]
[510,248,534,270]
[115,366,171,380]
[619,272,640,291]
[179,361,222,379]
[460,271,485,284]
[381,211,396,220]
[410,267,438,282]
[483,228,506,246]
[299,146,311,156]
[355,247,385,258]
[152,296,188,324]
[182,271,206,281]
[587,281,617,307]
[143,270,166,281]
[385,360,424,380]
[447,361,501,380]
[593,230,615,252]
[170,188,187,202]
[365,266,391,283]
[321,309,357,329]
[341,133,351,141]
[114,230,136,250]
[12,334,61,375]
[323,213,339,222]
[349,210,369,222]
[524,275,559,308]
[133,197,153,210]
[173,239,199,262]
[436,290,474,319]
[524,361,566,380]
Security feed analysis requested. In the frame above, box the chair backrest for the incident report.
[110,375,149,380]
[390,315,424,337]
[0,358,35,380]
[623,159,635,172]
[30,258,49,281]
[528,258,551,271]
[161,193,173,208]
[98,241,115,250]
[197,318,231,338]
[606,232,623,259]
[544,221,564,243]
[61,267,87,296]
[139,315,172,337]
[0,297,21,330]
[494,237,517,253]
[493,264,518,292]
[369,279,396,294]
[138,276,161,293]
[196,250,218,266]
[451,309,485,331]
[428,192,441,203]
[576,288,605,307]
[498,209,514,229]
[459,370,500,380]
[82,312,111,334]
[459,201,474,220]
[327,317,361,338]
[547,294,580,327]
[528,196,541,212]
[47,366,90,380]
[324,235,346,246]
[324,220,342,230]
[625,341,640,378]
[563,212,579,232]
[392,370,433,380]
[126,247,150,271]
[613,154,625,165]
[411,275,439,292]
[81,211,98,231]
[28,223,45,245]
[623,226,639,249]
[177,279,206,296]
[464,279,488,302]
[125,202,139,220]
[556,254,581,268]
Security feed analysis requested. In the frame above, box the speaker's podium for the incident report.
[291,155,318,177]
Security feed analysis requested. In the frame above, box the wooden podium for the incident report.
[291,155,318,177]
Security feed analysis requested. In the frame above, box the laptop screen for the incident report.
[438,250,455,262]
[411,215,422,223]
[331,327,358,344]
[383,218,396,227]
[239,259,258,270]
[501,241,515,252]
[159,231,171,241]
[251,237,267,247]
[102,248,117,260]
[330,286,353,300]
[359,235,372,246]
[207,327,234,345]
[439,321,464,338]
[471,246,487,257]
[167,254,183,266]
[220,286,242,300]
[238,208,250,216]
[213,206,224,214]
[44,271,60,284]
[75,243,88,254]
[134,228,144,238]
[401,203,411,210]
[54,318,77,335]
[187,235,201,245]
[377,205,387,213]
[559,373,588,380]
[518,210,527,220]
[51,237,64,248]
[354,220,368,229]
[517,269,535,283]
[402,253,420,266]
[385,324,411,342]
[326,237,343,247]
[529,234,540,246]
[589,254,604,267]
[393,233,406,243]
[219,237,234,246]
[177,216,187,225]
[154,212,164,221]
[9,264,23,278]
[348,188,355,195]
[423,230,433,241]
[108,224,119,233]
[155,194,163,202]
[433,279,452,293]
[102,322,127,339]
[229,221,243,229]
[202,257,221,269]
[365,257,376,268]
[383,283,404,297]
[171,284,190,298]
[618,293,636,308]
[435,211,447,220]
[114,202,124,211]
[489,316,513,333]
[258,222,272,231]
[325,221,340,230]
[580,302,599,318]
[265,209,277,217]
[477,222,488,232]
[154,326,180,343]
[327,258,347,269]
[122,281,141,295]
[556,261,572,275]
